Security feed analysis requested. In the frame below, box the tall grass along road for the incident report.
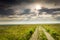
[41,27,55,40]
[29,27,39,40]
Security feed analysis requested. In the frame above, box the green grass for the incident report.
[42,24,60,40]
[0,24,60,40]
[0,24,37,40]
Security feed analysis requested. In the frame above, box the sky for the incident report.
[0,0,60,15]
[0,0,60,22]
[0,0,60,24]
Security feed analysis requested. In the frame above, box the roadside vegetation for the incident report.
[42,24,60,40]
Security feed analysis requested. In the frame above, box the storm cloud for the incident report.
[0,0,60,16]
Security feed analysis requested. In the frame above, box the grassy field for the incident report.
[0,25,37,40]
[42,24,60,40]
[0,24,60,40]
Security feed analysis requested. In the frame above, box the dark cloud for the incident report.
[0,8,14,16]
[0,0,32,5]
[0,0,32,16]
[0,0,60,5]
[0,0,15,4]
[0,0,33,9]
[45,0,60,5]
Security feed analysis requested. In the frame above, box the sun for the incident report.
[35,4,42,10]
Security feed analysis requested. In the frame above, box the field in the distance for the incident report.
[0,24,60,40]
